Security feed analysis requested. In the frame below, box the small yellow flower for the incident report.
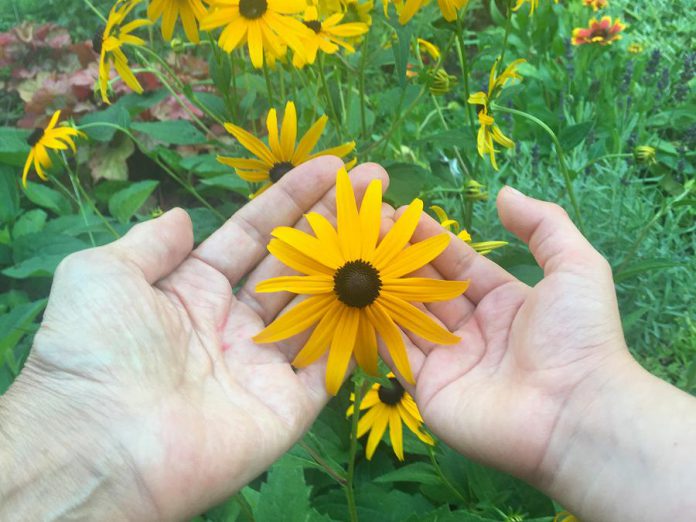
[219,101,355,196]
[430,205,508,255]
[582,0,607,11]
[572,16,626,46]
[347,373,434,460]
[22,110,85,187]
[147,0,208,43]
[417,38,440,61]
[512,0,558,15]
[384,0,469,24]
[253,168,468,394]
[95,0,151,104]
[628,42,643,54]
[634,145,656,165]
[467,59,525,170]
[292,5,369,67]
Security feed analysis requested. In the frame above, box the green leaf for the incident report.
[13,209,48,238]
[80,104,132,142]
[2,254,66,279]
[108,180,159,224]
[200,175,249,195]
[23,182,72,215]
[0,127,30,166]
[0,164,21,223]
[131,120,207,145]
[384,162,430,206]
[558,121,593,151]
[374,462,441,486]
[0,299,47,366]
[614,259,685,284]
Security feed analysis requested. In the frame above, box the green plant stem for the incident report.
[358,29,371,140]
[345,379,365,522]
[454,17,475,135]
[318,54,344,141]
[427,446,467,503]
[298,441,346,486]
[60,155,96,246]
[491,103,584,230]
[498,0,514,67]
[81,0,106,23]
[263,61,275,107]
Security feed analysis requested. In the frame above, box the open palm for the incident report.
[387,188,629,483]
[17,157,387,520]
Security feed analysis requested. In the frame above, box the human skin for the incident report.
[1,157,695,521]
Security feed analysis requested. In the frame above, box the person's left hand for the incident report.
[1,157,388,520]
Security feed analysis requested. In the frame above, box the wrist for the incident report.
[537,350,696,520]
[0,369,157,521]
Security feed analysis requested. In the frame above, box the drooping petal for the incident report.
[379,294,461,344]
[365,302,414,384]
[292,300,342,367]
[365,405,389,459]
[356,401,382,437]
[354,313,378,376]
[325,306,360,395]
[253,294,334,343]
[224,122,277,166]
[388,408,404,460]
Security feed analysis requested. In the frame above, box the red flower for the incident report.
[572,16,625,46]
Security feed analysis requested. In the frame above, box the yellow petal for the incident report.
[381,278,470,302]
[272,226,344,269]
[253,294,334,343]
[325,306,360,395]
[335,167,362,261]
[280,101,297,160]
[292,300,342,367]
[373,198,423,270]
[379,294,460,345]
[354,313,378,376]
[380,233,450,279]
[305,212,343,262]
[359,179,383,261]
[389,407,404,460]
[266,108,283,159]
[366,302,414,384]
[356,401,381,437]
[292,115,327,164]
[365,404,389,459]
[267,238,335,276]
[223,123,276,165]
[255,275,333,294]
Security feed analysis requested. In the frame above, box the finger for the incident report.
[392,206,517,305]
[106,208,193,284]
[497,186,609,276]
[192,156,345,286]
[239,163,390,323]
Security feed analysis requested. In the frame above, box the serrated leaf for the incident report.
[131,120,207,145]
[374,462,441,486]
[108,180,159,224]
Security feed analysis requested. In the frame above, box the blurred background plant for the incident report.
[0,0,694,520]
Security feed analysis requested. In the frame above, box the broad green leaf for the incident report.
[558,121,593,151]
[80,104,132,142]
[2,255,65,279]
[200,175,249,195]
[374,462,441,486]
[0,299,47,366]
[23,182,72,215]
[108,180,159,224]
[13,209,48,238]
[131,120,207,145]
[384,162,430,206]
[0,127,30,166]
[0,164,21,223]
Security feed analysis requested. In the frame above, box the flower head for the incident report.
[219,101,355,196]
[385,0,469,24]
[201,0,311,68]
[292,5,369,67]
[582,0,607,11]
[347,373,434,460]
[512,0,558,15]
[95,0,151,104]
[147,0,208,43]
[430,205,507,255]
[572,16,626,46]
[253,168,468,394]
[634,145,657,165]
[22,110,85,187]
[467,59,525,170]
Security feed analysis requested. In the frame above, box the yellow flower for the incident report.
[582,0,607,11]
[512,0,557,15]
[467,59,525,170]
[572,17,626,46]
[22,110,85,187]
[253,168,468,395]
[627,42,643,54]
[430,205,507,255]
[317,0,374,26]
[95,0,150,104]
[201,0,311,68]
[347,373,434,460]
[384,0,468,24]
[292,5,369,67]
[553,512,579,522]
[218,101,355,196]
[634,145,656,165]
[417,38,440,61]
[147,0,208,43]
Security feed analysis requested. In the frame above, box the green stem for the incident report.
[358,29,371,140]
[427,446,467,503]
[345,379,365,522]
[318,54,344,141]
[454,17,475,135]
[491,103,584,230]
[60,155,95,246]
[498,0,514,67]
[81,0,106,23]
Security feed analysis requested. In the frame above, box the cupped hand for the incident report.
[5,157,388,520]
[384,187,630,485]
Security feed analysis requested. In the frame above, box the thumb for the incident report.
[497,186,609,276]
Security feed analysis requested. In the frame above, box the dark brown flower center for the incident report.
[269,161,295,183]
[27,128,45,147]
[239,0,267,19]
[378,378,405,406]
[333,260,381,308]
[475,104,485,114]
[303,20,322,33]
[92,26,104,54]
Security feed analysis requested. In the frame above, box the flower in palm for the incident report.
[253,168,468,395]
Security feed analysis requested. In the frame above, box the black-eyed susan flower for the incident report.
[512,0,557,15]
[582,0,607,11]
[430,205,507,255]
[384,0,468,24]
[292,5,369,67]
[553,512,579,522]
[572,17,626,46]
[147,0,208,43]
[347,373,434,460]
[200,0,310,68]
[95,0,150,104]
[22,110,85,187]
[218,101,355,196]
[253,168,468,395]
[467,59,525,170]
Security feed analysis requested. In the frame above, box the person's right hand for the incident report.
[383,187,696,520]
